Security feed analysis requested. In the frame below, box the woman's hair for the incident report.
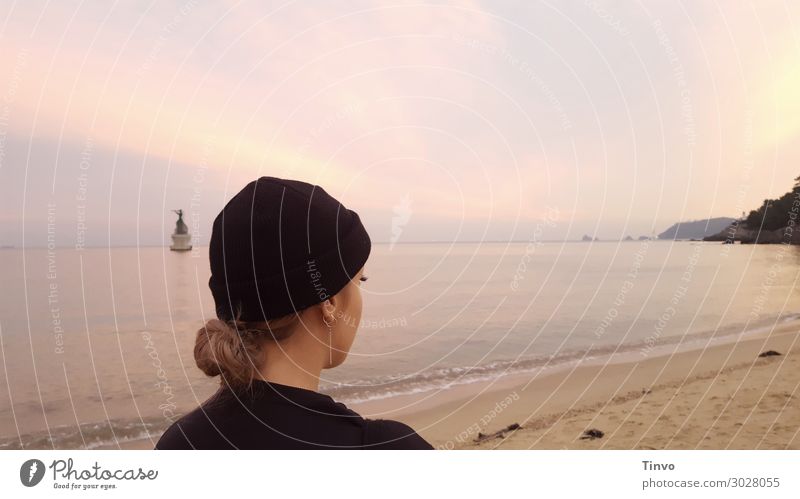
[194,312,300,393]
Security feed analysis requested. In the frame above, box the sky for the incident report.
[1,0,799,246]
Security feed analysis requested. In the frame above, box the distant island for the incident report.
[658,217,736,240]
[704,175,800,244]
[580,234,654,242]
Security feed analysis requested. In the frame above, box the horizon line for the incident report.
[1,238,682,250]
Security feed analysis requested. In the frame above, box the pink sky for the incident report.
[1,1,799,246]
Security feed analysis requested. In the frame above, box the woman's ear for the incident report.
[321,298,337,325]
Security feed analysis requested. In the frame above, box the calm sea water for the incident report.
[1,241,799,448]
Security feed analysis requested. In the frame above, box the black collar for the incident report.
[210,380,364,420]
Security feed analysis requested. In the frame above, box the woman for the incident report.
[155,176,432,449]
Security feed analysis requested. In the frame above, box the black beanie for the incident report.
[208,176,371,322]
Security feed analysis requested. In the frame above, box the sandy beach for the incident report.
[113,320,800,450]
[402,323,800,450]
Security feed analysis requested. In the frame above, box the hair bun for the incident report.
[194,319,233,377]
[194,318,264,386]
[193,314,300,390]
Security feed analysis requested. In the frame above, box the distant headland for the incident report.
[657,217,736,241]
[704,176,800,244]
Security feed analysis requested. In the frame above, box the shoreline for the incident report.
[396,321,800,449]
[105,317,800,450]
[344,318,785,420]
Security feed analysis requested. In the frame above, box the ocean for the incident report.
[1,241,798,448]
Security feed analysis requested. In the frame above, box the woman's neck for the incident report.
[256,342,324,392]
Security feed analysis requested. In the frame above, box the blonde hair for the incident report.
[194,313,300,393]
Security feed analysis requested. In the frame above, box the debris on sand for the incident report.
[475,423,520,443]
[758,350,782,358]
[579,429,605,440]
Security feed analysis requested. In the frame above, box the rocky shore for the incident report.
[703,221,800,244]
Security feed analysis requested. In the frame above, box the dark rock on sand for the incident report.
[758,350,782,358]
[580,429,605,440]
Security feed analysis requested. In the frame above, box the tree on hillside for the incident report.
[744,175,800,231]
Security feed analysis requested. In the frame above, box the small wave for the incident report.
[0,417,167,450]
[322,311,800,404]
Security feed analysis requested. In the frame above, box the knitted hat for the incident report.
[208,177,371,322]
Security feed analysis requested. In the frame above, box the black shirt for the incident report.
[154,380,433,450]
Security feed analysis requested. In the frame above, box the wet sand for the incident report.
[408,324,800,449]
